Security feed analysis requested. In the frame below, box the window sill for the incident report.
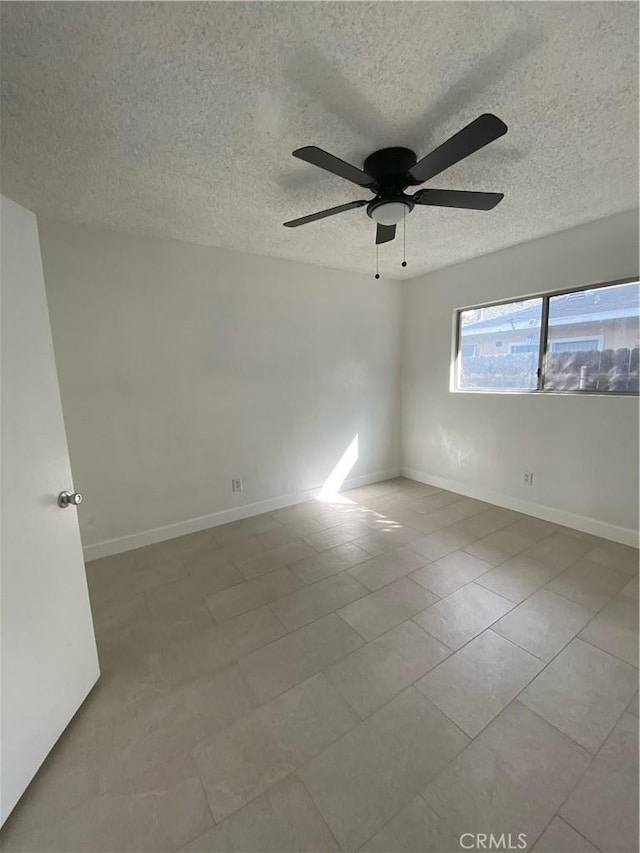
[450,388,639,398]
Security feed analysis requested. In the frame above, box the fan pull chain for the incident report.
[402,209,407,268]
[375,244,380,279]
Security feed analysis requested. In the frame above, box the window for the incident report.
[454,279,639,394]
[548,338,601,353]
[460,343,478,358]
[457,297,542,391]
[509,341,539,354]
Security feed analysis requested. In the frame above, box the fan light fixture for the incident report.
[369,201,410,226]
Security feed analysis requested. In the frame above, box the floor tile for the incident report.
[560,712,639,853]
[269,571,367,631]
[532,817,597,852]
[520,638,638,753]
[187,536,265,574]
[415,583,514,650]
[182,773,339,852]
[414,504,473,530]
[416,630,543,737]
[464,529,534,566]
[352,525,422,557]
[493,589,593,661]
[503,516,559,541]
[85,549,137,580]
[238,613,364,703]
[476,555,560,603]
[389,507,453,535]
[92,559,188,605]
[407,491,464,514]
[290,542,371,584]
[170,530,219,561]
[235,540,316,580]
[95,687,202,796]
[584,541,639,576]
[256,517,325,549]
[545,558,629,611]
[389,482,440,500]
[522,532,594,571]
[348,547,429,591]
[313,508,363,530]
[299,687,469,851]
[407,528,476,561]
[145,577,207,620]
[193,673,358,822]
[447,497,493,519]
[1,777,212,853]
[161,605,285,685]
[361,794,460,852]
[410,550,494,598]
[206,567,304,622]
[185,557,245,598]
[232,549,287,579]
[423,701,591,847]
[304,525,359,552]
[91,591,150,639]
[127,532,214,569]
[174,664,259,743]
[10,484,637,853]
[0,694,108,833]
[453,507,519,538]
[344,516,388,537]
[324,621,450,718]
[337,577,438,641]
[271,502,326,525]
[213,514,282,546]
[621,574,639,601]
[132,539,184,569]
[144,578,214,642]
[579,592,639,667]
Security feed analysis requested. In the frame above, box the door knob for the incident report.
[58,491,82,508]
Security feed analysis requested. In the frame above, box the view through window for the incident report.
[456,280,639,394]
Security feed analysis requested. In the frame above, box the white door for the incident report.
[0,195,100,826]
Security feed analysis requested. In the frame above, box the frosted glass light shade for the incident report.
[370,202,409,226]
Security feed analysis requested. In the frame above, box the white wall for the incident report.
[38,222,401,556]
[401,209,639,546]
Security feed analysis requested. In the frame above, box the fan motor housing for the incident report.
[363,147,417,182]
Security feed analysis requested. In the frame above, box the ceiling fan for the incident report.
[283,113,507,256]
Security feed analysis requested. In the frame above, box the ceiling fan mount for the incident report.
[283,113,508,251]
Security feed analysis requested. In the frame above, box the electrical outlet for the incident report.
[523,472,534,486]
[231,478,243,492]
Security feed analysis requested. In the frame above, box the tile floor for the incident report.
[1,478,638,853]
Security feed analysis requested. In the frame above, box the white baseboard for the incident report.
[401,466,639,548]
[83,467,401,561]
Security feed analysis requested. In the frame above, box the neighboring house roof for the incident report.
[462,282,640,336]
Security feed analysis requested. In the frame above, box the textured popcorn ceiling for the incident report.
[1,2,638,280]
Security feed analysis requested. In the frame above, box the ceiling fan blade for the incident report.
[283,200,367,228]
[376,224,396,245]
[293,146,377,189]
[413,189,504,210]
[408,114,507,184]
